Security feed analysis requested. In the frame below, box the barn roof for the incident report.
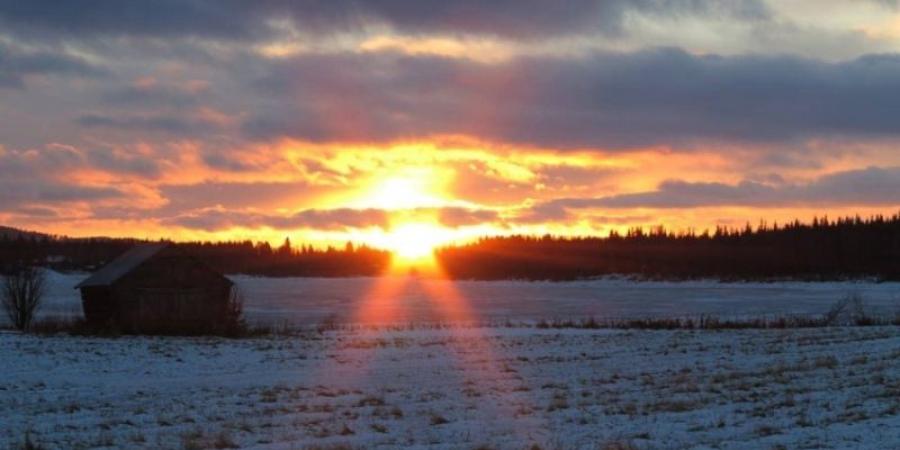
[75,243,168,289]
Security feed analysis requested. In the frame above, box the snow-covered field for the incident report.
[37,271,900,326]
[7,272,898,448]
[2,326,899,449]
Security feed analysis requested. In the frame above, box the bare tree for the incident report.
[221,285,245,336]
[2,266,45,331]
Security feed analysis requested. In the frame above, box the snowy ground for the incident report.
[36,271,900,326]
[2,326,899,449]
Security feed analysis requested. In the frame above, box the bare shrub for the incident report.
[213,431,238,449]
[533,309,900,331]
[847,294,875,325]
[15,430,45,450]
[814,355,839,369]
[302,444,353,450]
[602,441,639,450]
[823,293,876,326]
[220,286,246,336]
[317,313,341,333]
[2,266,45,331]
[823,296,851,326]
[429,413,449,425]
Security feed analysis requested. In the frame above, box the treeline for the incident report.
[4,213,900,280]
[436,214,900,281]
[0,234,391,277]
[178,239,390,276]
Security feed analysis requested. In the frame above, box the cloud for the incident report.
[86,147,162,177]
[0,145,85,176]
[434,207,498,227]
[201,152,260,172]
[0,142,163,178]
[0,42,104,88]
[76,112,224,135]
[515,202,571,224]
[535,163,620,188]
[0,0,266,41]
[0,179,124,210]
[523,166,900,217]
[161,205,501,232]
[163,207,391,232]
[4,1,900,240]
[0,1,768,42]
[158,181,329,213]
[0,144,146,212]
[13,206,59,218]
[242,49,900,149]
[101,79,209,108]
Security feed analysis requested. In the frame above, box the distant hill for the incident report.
[0,226,49,240]
[0,228,391,276]
[0,226,123,243]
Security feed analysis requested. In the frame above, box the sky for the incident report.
[2,1,900,252]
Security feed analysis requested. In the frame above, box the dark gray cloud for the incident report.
[0,42,104,88]
[0,145,128,210]
[516,211,651,225]
[201,151,262,173]
[536,164,620,187]
[243,49,900,149]
[161,205,502,231]
[278,208,390,230]
[76,112,224,135]
[0,179,124,210]
[523,166,900,218]
[515,202,571,224]
[434,207,498,228]
[597,167,900,208]
[3,3,896,153]
[23,183,122,203]
[0,147,80,176]
[85,147,162,178]
[101,83,208,108]
[0,0,267,41]
[13,206,59,218]
[0,1,768,42]
[0,143,161,179]
[163,207,390,231]
[158,181,330,214]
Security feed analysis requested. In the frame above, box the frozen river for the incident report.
[35,271,900,326]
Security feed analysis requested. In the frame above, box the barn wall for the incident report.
[80,286,115,326]
[109,249,233,332]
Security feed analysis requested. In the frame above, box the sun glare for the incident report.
[361,174,446,210]
[341,169,478,266]
[381,222,452,263]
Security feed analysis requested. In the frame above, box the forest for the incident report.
[0,231,391,277]
[2,214,900,281]
[437,214,900,281]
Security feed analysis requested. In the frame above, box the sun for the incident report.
[369,221,454,268]
[343,169,471,266]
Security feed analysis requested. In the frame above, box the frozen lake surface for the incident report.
[39,271,900,325]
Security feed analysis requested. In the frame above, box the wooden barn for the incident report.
[75,243,236,333]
